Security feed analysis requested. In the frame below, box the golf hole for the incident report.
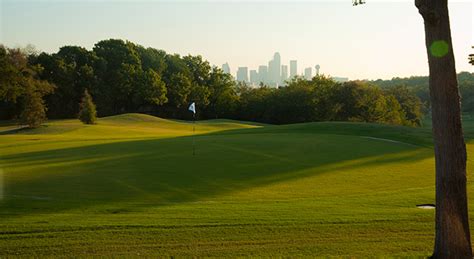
[416,204,435,209]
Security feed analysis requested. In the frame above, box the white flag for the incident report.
[188,102,196,114]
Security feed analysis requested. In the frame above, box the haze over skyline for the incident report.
[1,0,472,80]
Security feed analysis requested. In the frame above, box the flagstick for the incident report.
[193,112,195,156]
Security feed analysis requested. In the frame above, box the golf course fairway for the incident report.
[1,113,473,256]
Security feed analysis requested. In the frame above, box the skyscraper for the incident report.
[249,70,258,85]
[290,60,297,78]
[236,67,249,82]
[268,60,274,84]
[281,65,288,84]
[222,63,230,74]
[258,65,268,83]
[272,52,281,85]
[304,67,312,80]
[268,52,281,86]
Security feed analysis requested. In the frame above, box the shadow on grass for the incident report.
[0,125,434,218]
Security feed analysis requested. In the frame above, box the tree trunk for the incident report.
[415,0,472,257]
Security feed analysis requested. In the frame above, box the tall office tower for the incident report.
[222,63,231,74]
[236,67,249,82]
[258,65,268,83]
[268,60,275,84]
[267,52,281,86]
[290,60,297,78]
[249,70,258,85]
[281,65,288,84]
[272,52,281,85]
[304,67,312,80]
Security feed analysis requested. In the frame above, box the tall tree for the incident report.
[354,1,472,256]
[93,39,141,115]
[415,0,471,257]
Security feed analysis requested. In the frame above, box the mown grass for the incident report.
[0,113,473,257]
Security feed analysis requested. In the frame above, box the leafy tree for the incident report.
[414,0,472,255]
[236,84,275,123]
[93,39,141,115]
[134,69,168,110]
[19,86,48,128]
[0,46,54,125]
[0,47,20,101]
[183,55,211,87]
[34,46,98,118]
[361,0,473,256]
[167,72,192,109]
[189,83,211,108]
[382,95,405,125]
[78,89,97,124]
[384,85,423,126]
[205,67,238,118]
[135,45,167,74]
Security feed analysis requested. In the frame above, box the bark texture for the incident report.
[415,0,472,257]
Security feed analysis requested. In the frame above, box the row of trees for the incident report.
[236,77,423,126]
[30,39,239,121]
[1,39,425,127]
[370,71,474,113]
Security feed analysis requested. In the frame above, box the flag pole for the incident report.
[189,102,196,156]
[193,112,195,156]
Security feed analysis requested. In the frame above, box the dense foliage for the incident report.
[371,72,474,113]
[0,45,54,127]
[0,39,435,127]
[235,77,422,126]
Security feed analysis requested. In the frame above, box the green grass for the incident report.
[1,113,473,256]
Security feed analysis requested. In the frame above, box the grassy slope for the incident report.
[0,113,473,257]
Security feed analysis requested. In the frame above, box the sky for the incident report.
[1,0,472,80]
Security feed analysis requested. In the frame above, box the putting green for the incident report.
[0,113,473,256]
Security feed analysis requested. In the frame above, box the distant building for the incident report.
[249,70,258,84]
[290,60,297,78]
[332,76,349,82]
[236,67,249,82]
[315,65,320,76]
[268,52,281,86]
[258,65,268,83]
[222,63,231,74]
[304,67,312,80]
[268,60,275,84]
[281,65,288,84]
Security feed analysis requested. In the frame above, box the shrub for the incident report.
[78,89,97,124]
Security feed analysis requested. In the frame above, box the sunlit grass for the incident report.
[0,113,473,256]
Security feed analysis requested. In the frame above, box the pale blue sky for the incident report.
[1,0,472,80]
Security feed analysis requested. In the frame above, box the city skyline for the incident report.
[227,52,347,86]
[1,1,472,80]
[227,52,348,86]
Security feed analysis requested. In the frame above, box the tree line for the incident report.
[1,39,427,127]
[371,71,474,113]
[236,77,423,126]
